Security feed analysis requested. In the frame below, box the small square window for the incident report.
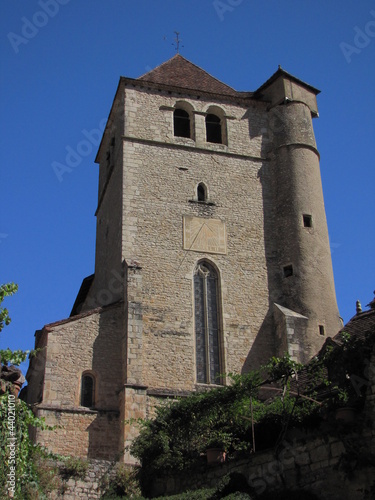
[303,214,313,228]
[283,265,293,278]
[319,325,325,336]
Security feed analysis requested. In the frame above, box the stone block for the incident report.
[330,441,345,458]
[295,451,310,466]
[310,445,330,463]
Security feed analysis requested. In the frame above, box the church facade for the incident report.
[24,55,342,462]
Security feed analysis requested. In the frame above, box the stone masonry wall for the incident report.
[264,100,342,355]
[121,86,274,392]
[49,459,119,500]
[49,415,375,499]
[35,409,120,461]
[29,66,344,470]
[123,86,267,158]
[150,345,375,499]
[122,139,272,390]
[151,427,375,499]
[35,304,123,460]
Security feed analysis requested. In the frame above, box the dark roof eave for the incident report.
[120,75,254,101]
[254,67,321,97]
[44,301,123,331]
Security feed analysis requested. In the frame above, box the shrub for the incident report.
[61,456,88,479]
[130,356,322,492]
[101,464,141,498]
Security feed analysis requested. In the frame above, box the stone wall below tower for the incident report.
[30,304,124,461]
[34,408,120,461]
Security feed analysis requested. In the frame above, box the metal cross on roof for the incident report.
[172,31,183,53]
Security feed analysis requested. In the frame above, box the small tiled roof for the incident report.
[265,298,375,403]
[254,66,320,96]
[138,54,239,96]
[333,305,375,345]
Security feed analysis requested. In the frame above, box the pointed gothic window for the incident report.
[174,108,191,138]
[194,262,222,384]
[81,373,95,408]
[206,113,222,144]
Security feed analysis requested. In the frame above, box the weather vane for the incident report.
[172,31,183,53]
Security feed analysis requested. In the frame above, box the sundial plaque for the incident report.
[183,216,227,255]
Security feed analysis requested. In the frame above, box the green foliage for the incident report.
[61,456,88,479]
[0,395,56,498]
[0,283,18,333]
[265,355,302,382]
[0,282,55,498]
[18,448,64,499]
[212,472,253,499]
[321,331,375,409]
[130,357,320,489]
[0,347,30,366]
[131,370,261,473]
[0,282,34,366]
[101,463,142,498]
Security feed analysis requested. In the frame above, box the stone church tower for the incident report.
[24,55,342,462]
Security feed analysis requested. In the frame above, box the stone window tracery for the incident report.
[194,261,222,384]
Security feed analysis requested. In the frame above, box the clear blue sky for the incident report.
[1,1,374,372]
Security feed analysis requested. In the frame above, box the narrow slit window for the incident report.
[283,265,294,278]
[319,325,325,336]
[206,114,222,144]
[197,183,207,202]
[81,374,95,408]
[303,214,313,228]
[174,109,191,138]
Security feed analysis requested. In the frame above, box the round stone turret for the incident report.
[260,71,342,362]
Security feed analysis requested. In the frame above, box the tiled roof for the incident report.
[333,306,375,344]
[254,66,320,96]
[138,54,239,96]
[264,300,375,403]
[298,302,375,399]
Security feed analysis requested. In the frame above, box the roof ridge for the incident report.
[137,53,181,80]
[171,55,237,93]
[137,55,238,96]
[255,66,320,95]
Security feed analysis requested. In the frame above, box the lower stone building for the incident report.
[23,55,343,462]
